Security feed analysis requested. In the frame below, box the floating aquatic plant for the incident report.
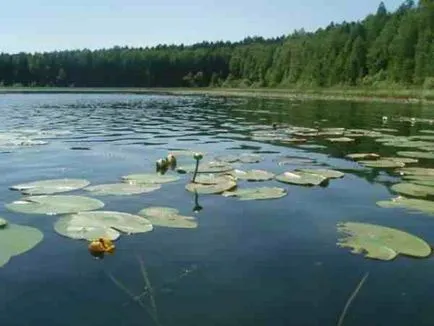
[138,207,198,228]
[295,168,344,179]
[337,222,431,261]
[0,221,44,267]
[122,173,180,184]
[54,211,153,241]
[391,183,434,198]
[10,178,90,195]
[6,195,104,215]
[377,196,434,215]
[222,187,287,201]
[275,171,327,186]
[231,169,275,181]
[345,153,380,161]
[85,183,161,196]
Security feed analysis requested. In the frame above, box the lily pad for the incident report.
[214,154,239,163]
[275,156,316,166]
[275,171,327,186]
[377,196,434,215]
[231,169,275,181]
[239,154,262,163]
[54,211,153,241]
[194,174,235,184]
[6,195,104,215]
[222,187,287,201]
[85,183,161,196]
[186,180,237,194]
[0,218,8,228]
[397,151,434,159]
[327,137,354,143]
[122,173,180,184]
[382,157,418,164]
[345,153,380,161]
[295,168,344,179]
[337,222,431,261]
[0,223,44,267]
[391,183,434,198]
[177,162,233,174]
[10,178,90,195]
[398,167,434,176]
[138,207,197,228]
[359,159,405,168]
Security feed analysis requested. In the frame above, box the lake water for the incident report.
[1,93,434,326]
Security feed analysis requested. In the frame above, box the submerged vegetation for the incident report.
[0,1,433,92]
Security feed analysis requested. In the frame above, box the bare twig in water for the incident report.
[337,272,369,326]
[138,256,161,326]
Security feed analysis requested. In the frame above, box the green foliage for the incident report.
[0,2,432,87]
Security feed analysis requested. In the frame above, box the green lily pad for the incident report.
[275,171,327,186]
[138,207,197,229]
[297,144,327,149]
[231,169,275,181]
[122,173,180,184]
[377,196,434,215]
[391,183,434,198]
[372,128,399,133]
[337,222,431,261]
[403,178,434,187]
[214,154,239,163]
[54,211,153,241]
[194,174,235,184]
[10,178,90,195]
[398,167,434,176]
[85,183,161,196]
[327,137,354,143]
[239,154,262,163]
[186,180,237,194]
[345,153,380,161]
[177,162,234,174]
[359,159,405,168]
[222,187,287,201]
[0,223,44,267]
[6,195,104,215]
[0,218,8,228]
[275,156,316,165]
[295,168,344,179]
[382,157,419,164]
[397,151,434,159]
[419,130,434,134]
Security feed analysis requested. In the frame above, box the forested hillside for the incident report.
[0,0,433,88]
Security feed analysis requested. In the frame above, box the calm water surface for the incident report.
[1,94,434,326]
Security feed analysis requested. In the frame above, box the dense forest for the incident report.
[0,0,433,88]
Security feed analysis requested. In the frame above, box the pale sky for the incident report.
[0,0,404,54]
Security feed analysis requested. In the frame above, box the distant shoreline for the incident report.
[1,87,433,104]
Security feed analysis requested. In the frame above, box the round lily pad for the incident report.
[0,223,44,267]
[391,183,434,198]
[5,195,104,215]
[54,211,153,241]
[359,159,405,168]
[222,187,287,201]
[231,169,275,181]
[214,154,239,163]
[239,154,262,163]
[85,183,161,196]
[177,162,233,174]
[397,151,434,159]
[345,153,380,161]
[377,196,434,215]
[398,167,434,176]
[295,168,344,179]
[10,178,90,195]
[275,156,316,165]
[122,173,180,184]
[327,137,354,142]
[275,171,327,186]
[138,207,197,229]
[382,157,418,164]
[337,222,431,261]
[194,174,235,185]
[186,180,237,194]
[0,218,8,228]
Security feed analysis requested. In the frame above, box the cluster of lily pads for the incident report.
[249,120,434,261]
